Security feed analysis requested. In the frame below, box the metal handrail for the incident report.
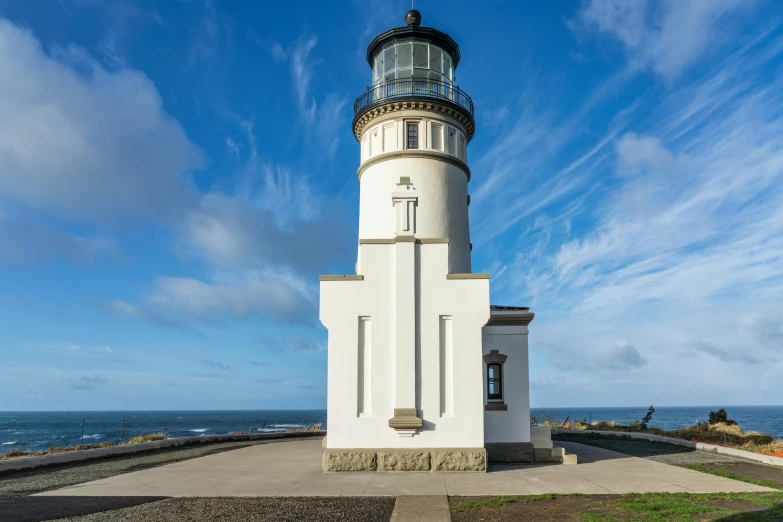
[353,78,474,117]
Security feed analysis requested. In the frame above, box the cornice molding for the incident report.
[353,99,475,142]
[447,273,490,280]
[319,275,364,282]
[359,237,450,245]
[487,310,535,326]
[358,150,471,181]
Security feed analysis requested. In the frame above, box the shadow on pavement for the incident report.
[0,496,167,522]
[716,503,783,520]
[553,433,696,459]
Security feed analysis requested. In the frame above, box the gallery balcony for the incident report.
[352,78,475,140]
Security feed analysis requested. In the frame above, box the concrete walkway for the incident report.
[391,496,450,521]
[37,438,774,497]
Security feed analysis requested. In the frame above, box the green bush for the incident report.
[708,408,737,426]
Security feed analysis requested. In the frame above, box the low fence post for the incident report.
[120,420,125,445]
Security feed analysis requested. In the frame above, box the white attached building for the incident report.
[320,9,534,472]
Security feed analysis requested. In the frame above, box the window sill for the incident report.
[485,402,507,411]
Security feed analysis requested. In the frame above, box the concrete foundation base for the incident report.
[486,442,535,464]
[323,448,486,472]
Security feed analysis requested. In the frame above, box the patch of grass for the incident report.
[683,465,782,491]
[453,492,783,521]
[614,493,735,520]
[451,494,565,512]
[609,492,783,521]
[451,495,522,512]
[126,433,166,444]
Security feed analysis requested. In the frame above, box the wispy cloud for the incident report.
[572,0,756,80]
[270,35,348,158]
[70,374,108,390]
[476,15,783,404]
[264,334,324,353]
[185,0,231,67]
[200,358,231,370]
[109,120,350,328]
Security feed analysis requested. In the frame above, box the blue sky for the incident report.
[1,0,782,411]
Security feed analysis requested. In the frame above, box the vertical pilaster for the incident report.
[388,235,422,436]
[388,179,422,436]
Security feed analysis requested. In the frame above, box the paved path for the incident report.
[37,438,774,497]
[391,496,451,521]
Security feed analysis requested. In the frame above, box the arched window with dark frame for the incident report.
[487,363,502,400]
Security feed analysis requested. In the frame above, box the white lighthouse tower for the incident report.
[320,10,535,472]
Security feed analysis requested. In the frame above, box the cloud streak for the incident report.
[477,15,783,405]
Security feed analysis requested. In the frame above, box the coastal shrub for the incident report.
[1,442,113,461]
[530,410,565,428]
[640,405,655,429]
[561,416,783,455]
[708,408,737,426]
[127,433,166,444]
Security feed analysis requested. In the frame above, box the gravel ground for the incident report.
[553,433,756,466]
[50,497,396,522]
[0,436,321,498]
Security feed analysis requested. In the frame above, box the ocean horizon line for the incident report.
[2,405,783,413]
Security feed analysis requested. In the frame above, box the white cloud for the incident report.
[0,19,205,222]
[146,272,313,323]
[591,341,647,370]
[575,0,754,79]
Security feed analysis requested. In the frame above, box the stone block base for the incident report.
[432,449,486,472]
[323,448,486,472]
[322,449,377,472]
[378,450,431,471]
[486,442,535,464]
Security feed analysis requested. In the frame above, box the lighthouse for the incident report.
[320,9,535,472]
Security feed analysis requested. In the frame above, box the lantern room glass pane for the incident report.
[398,42,412,68]
[383,46,396,74]
[371,43,454,86]
[413,42,428,68]
[429,46,442,73]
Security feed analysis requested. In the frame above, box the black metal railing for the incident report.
[354,78,474,118]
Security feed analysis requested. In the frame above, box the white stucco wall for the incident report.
[482,324,532,443]
[358,159,471,274]
[356,110,472,275]
[321,241,489,449]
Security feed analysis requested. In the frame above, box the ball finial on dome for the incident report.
[405,9,421,26]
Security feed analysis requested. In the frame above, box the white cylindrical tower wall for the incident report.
[357,110,472,273]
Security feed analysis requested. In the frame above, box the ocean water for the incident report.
[0,410,326,453]
[536,406,783,439]
[1,406,781,453]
